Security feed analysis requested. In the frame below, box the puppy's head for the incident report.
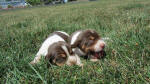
[73,29,106,59]
[78,29,105,53]
[51,52,68,66]
[46,41,79,66]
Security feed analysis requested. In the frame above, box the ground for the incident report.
[0,0,150,83]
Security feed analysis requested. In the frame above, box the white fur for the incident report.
[62,45,83,66]
[56,31,69,36]
[30,34,65,64]
[61,45,70,57]
[66,54,83,67]
[66,56,76,66]
[71,31,81,45]
[94,39,106,52]
[74,54,83,66]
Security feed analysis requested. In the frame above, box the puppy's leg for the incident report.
[75,54,83,67]
[66,55,83,67]
[66,56,76,66]
[30,55,42,65]
[30,47,48,65]
[90,59,98,62]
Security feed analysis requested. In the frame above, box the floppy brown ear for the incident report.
[45,52,56,65]
[45,53,51,60]
[45,53,52,67]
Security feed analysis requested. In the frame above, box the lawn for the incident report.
[0,0,150,83]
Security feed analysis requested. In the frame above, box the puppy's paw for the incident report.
[30,61,36,65]
[78,63,84,67]
[90,58,98,62]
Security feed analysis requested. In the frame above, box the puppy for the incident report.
[30,31,83,66]
[68,29,106,61]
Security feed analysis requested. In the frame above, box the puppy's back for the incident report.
[52,31,69,42]
[30,31,69,65]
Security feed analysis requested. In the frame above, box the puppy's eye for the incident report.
[89,36,95,40]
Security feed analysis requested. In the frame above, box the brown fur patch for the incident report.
[53,31,69,42]
[45,41,71,66]
[69,29,100,53]
[69,29,104,60]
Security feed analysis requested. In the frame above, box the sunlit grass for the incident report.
[0,0,150,83]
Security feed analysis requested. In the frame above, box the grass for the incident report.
[0,0,150,83]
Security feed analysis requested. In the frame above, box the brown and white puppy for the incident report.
[30,31,83,66]
[68,29,106,61]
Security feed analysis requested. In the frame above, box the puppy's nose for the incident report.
[100,43,105,49]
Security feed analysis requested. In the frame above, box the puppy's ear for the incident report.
[45,53,51,60]
[60,54,66,57]
[45,53,53,68]
[45,52,55,65]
